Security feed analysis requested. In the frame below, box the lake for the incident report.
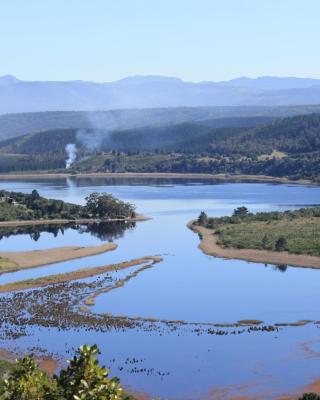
[0,178,320,399]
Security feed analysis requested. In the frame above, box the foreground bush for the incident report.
[3,345,129,400]
[299,394,320,400]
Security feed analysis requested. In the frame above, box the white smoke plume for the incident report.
[76,129,104,153]
[65,143,77,168]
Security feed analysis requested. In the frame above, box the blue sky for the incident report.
[1,0,320,82]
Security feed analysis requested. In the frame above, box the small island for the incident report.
[0,190,142,272]
[190,206,320,268]
[0,189,137,223]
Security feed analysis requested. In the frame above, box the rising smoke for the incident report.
[67,111,147,158]
[76,129,104,153]
[65,143,77,168]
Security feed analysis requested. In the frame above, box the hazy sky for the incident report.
[1,0,320,82]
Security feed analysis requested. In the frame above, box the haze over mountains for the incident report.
[3,106,320,141]
[1,75,320,114]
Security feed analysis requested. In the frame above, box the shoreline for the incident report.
[188,222,320,269]
[0,172,315,185]
[0,242,117,273]
[0,214,149,228]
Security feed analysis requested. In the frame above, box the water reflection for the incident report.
[274,264,288,273]
[0,221,136,243]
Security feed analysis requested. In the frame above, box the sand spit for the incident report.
[0,256,162,293]
[0,242,117,273]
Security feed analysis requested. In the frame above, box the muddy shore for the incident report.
[0,172,315,185]
[0,256,162,292]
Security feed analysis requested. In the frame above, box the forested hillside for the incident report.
[0,113,319,181]
[0,118,267,156]
[210,113,320,156]
[0,105,318,141]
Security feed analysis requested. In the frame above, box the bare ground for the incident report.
[0,242,117,273]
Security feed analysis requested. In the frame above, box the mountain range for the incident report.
[1,75,320,114]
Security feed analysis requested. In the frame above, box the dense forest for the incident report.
[0,113,320,181]
[0,190,136,221]
[209,113,320,156]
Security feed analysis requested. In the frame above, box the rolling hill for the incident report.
[209,113,320,156]
[0,113,319,181]
[1,105,320,142]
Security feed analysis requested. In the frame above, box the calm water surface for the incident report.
[0,178,319,399]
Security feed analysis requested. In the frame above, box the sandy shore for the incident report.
[0,256,162,293]
[0,242,117,273]
[0,214,148,228]
[0,172,314,185]
[189,222,320,269]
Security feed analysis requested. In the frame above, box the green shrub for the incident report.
[3,345,128,400]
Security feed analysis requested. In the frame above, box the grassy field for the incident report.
[216,217,320,256]
[0,256,16,271]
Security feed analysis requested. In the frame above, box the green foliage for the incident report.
[2,345,128,400]
[232,207,249,217]
[0,190,83,221]
[210,113,320,156]
[197,206,320,256]
[275,236,287,251]
[85,193,136,219]
[0,360,15,396]
[1,112,320,181]
[197,211,208,226]
[299,394,320,400]
[0,190,135,222]
[4,355,56,400]
[57,345,123,400]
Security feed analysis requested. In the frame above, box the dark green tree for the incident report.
[275,236,287,251]
[232,206,249,217]
[197,211,208,226]
[261,234,270,250]
[299,394,320,400]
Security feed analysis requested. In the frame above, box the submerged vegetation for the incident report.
[195,206,320,256]
[0,190,136,221]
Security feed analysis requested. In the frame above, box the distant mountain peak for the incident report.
[0,75,20,86]
[116,75,183,84]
